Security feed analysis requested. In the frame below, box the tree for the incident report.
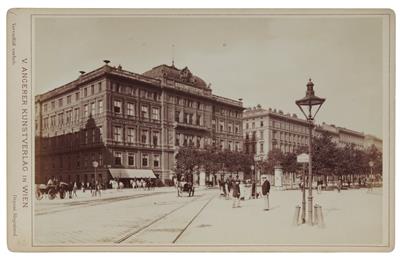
[311,132,340,176]
[262,148,285,174]
[366,145,383,175]
[175,146,203,180]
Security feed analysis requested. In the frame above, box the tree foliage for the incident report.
[175,146,253,176]
[258,132,382,176]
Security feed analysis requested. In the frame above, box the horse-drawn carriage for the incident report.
[177,181,195,197]
[35,182,71,200]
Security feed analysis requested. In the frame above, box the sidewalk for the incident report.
[178,188,384,245]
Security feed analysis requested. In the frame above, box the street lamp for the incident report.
[93,160,99,186]
[369,161,374,190]
[295,78,325,225]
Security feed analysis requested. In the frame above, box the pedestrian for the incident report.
[317,179,323,194]
[261,178,270,211]
[73,181,78,198]
[224,180,229,199]
[337,178,342,193]
[251,180,257,199]
[232,179,241,208]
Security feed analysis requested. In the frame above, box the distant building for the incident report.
[35,62,244,184]
[242,106,310,161]
[364,134,383,151]
[243,105,382,161]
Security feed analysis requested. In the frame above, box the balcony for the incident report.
[174,121,209,132]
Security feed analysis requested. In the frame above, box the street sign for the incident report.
[297,153,309,163]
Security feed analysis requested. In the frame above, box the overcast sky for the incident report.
[34,16,384,138]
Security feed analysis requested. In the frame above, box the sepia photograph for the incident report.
[6,9,395,251]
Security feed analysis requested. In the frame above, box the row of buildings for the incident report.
[242,105,382,162]
[35,61,382,185]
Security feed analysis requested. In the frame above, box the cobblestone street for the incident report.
[34,187,384,246]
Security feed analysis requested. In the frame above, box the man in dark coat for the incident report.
[232,180,241,208]
[261,179,271,211]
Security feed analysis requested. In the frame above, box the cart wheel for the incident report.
[48,189,56,200]
[36,190,43,200]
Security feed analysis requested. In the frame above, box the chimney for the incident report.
[79,71,86,75]
[103,60,110,65]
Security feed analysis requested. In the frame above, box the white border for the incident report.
[1,1,399,257]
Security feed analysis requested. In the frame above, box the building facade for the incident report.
[243,105,382,161]
[243,106,310,161]
[35,62,243,184]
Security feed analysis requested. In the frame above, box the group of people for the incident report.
[218,176,271,210]
[45,177,103,199]
[129,178,155,190]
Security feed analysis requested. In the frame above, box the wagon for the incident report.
[177,181,195,197]
[35,182,71,200]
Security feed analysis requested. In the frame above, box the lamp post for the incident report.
[92,161,99,196]
[295,78,325,225]
[251,164,255,183]
[369,161,374,191]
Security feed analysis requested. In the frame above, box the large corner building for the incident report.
[35,62,244,184]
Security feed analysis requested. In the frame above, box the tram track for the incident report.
[35,191,174,216]
[114,194,216,244]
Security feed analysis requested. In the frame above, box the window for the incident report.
[153,155,160,168]
[98,82,102,92]
[51,101,55,109]
[43,103,48,113]
[84,87,88,97]
[252,122,255,129]
[152,107,160,120]
[84,104,88,118]
[75,92,80,101]
[58,113,63,126]
[141,130,149,144]
[98,100,103,114]
[114,152,122,165]
[50,115,56,127]
[90,102,96,116]
[219,121,224,132]
[127,103,135,116]
[175,133,180,146]
[58,98,63,107]
[127,128,135,143]
[74,108,80,122]
[98,126,103,142]
[91,84,95,95]
[67,95,72,104]
[246,123,249,129]
[175,111,180,123]
[153,131,160,146]
[141,105,149,119]
[228,124,233,133]
[260,143,264,153]
[113,126,122,142]
[235,125,239,134]
[260,130,264,139]
[114,100,121,114]
[43,117,49,128]
[260,121,264,127]
[142,154,149,167]
[128,153,135,166]
[66,110,72,124]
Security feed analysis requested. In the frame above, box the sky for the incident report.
[34,15,384,138]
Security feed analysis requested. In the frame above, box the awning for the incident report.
[109,168,156,179]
